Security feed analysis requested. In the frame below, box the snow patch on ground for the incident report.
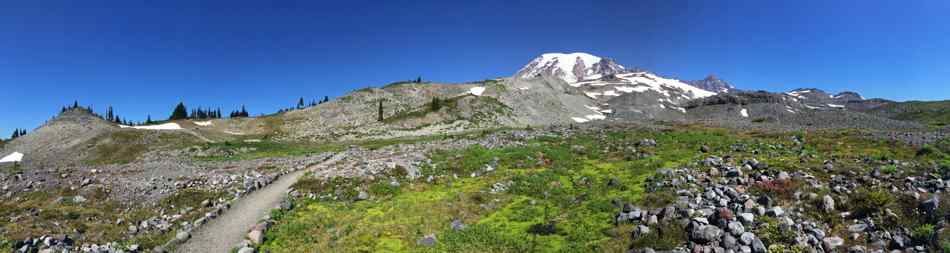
[120,123,183,130]
[584,92,601,98]
[518,87,530,91]
[195,121,213,126]
[224,130,244,135]
[585,114,606,120]
[571,117,590,123]
[575,72,715,100]
[0,152,23,163]
[827,104,845,108]
[740,108,749,118]
[469,87,486,96]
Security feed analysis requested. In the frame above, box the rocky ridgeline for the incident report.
[620,142,947,253]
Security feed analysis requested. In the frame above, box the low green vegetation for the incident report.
[871,100,950,128]
[383,95,512,126]
[85,130,201,165]
[260,128,810,252]
[194,139,343,161]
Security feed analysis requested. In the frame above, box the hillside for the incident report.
[864,100,950,128]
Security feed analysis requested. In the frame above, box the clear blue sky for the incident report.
[2,0,948,136]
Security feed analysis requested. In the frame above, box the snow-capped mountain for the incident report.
[511,52,721,123]
[686,75,736,93]
[515,52,625,83]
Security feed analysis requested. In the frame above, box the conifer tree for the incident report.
[12,129,19,139]
[73,101,79,109]
[170,102,188,120]
[297,97,305,109]
[378,100,384,122]
[431,97,442,111]
[146,115,153,124]
[106,106,115,122]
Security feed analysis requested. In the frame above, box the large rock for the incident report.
[248,230,264,245]
[921,196,939,215]
[821,195,835,212]
[751,237,766,253]
[738,213,755,225]
[727,221,745,236]
[690,225,723,244]
[822,237,844,251]
[175,231,190,241]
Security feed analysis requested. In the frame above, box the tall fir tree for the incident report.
[297,97,305,109]
[106,106,114,122]
[378,100,384,122]
[170,102,188,120]
[146,115,153,124]
[431,97,442,111]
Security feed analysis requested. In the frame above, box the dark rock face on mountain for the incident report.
[682,91,924,131]
[686,75,736,93]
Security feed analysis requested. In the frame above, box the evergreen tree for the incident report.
[106,106,114,122]
[20,129,26,137]
[323,96,330,103]
[431,97,442,111]
[378,100,384,122]
[170,102,188,120]
[11,129,19,139]
[73,101,79,109]
[297,97,305,109]
[416,76,422,83]
[146,115,153,124]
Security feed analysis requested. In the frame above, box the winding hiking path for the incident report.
[175,153,344,253]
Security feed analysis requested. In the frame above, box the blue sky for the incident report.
[2,0,948,136]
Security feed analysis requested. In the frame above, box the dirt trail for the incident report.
[174,153,344,253]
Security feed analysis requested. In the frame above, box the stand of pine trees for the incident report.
[10,129,26,140]
[189,107,222,120]
[230,105,250,118]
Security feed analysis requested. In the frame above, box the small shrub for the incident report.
[526,222,558,235]
[912,224,936,244]
[758,216,797,246]
[629,222,686,250]
[637,190,677,209]
[849,188,895,218]
[751,179,799,201]
[881,165,898,174]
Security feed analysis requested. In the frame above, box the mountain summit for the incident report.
[515,52,625,83]
[686,75,736,93]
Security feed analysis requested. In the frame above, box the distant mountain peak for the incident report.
[515,52,625,83]
[686,74,735,93]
